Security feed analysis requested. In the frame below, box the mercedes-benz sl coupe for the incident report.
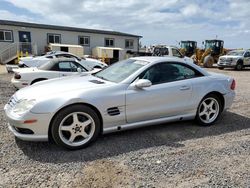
[4,56,236,150]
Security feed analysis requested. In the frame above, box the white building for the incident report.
[0,20,141,64]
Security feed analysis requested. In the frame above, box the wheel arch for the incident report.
[48,102,103,142]
[201,91,225,111]
[31,78,48,85]
[237,58,243,64]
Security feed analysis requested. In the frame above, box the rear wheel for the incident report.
[218,67,224,70]
[51,105,101,150]
[196,94,222,126]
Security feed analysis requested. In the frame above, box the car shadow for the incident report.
[16,111,250,163]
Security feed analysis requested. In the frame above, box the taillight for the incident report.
[14,73,21,79]
[230,79,236,90]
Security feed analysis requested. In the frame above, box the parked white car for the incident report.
[217,50,250,70]
[6,51,107,73]
[5,56,235,149]
[151,45,194,63]
[11,58,97,89]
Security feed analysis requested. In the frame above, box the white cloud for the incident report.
[181,4,200,16]
[0,10,35,22]
[2,0,250,48]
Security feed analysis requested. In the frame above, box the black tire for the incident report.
[31,78,47,85]
[203,55,214,68]
[218,67,224,70]
[235,61,243,71]
[51,104,101,150]
[196,94,222,126]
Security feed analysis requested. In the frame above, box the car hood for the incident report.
[14,75,114,100]
[220,55,242,59]
[20,56,50,67]
[20,56,48,61]
[183,56,193,63]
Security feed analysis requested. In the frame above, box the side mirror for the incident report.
[135,79,152,88]
[77,67,82,73]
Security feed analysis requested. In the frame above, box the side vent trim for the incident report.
[107,107,120,116]
[89,80,105,84]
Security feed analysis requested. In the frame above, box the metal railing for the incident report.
[0,42,37,64]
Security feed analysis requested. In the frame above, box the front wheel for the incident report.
[51,105,101,150]
[196,94,222,126]
[235,62,243,71]
[203,55,214,68]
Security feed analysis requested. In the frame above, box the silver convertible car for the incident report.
[4,57,236,149]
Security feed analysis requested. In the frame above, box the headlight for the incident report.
[12,99,36,116]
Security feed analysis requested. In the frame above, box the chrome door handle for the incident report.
[62,74,67,76]
[180,86,190,90]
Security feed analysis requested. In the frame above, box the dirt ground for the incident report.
[0,67,249,187]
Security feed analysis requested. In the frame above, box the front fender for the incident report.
[30,96,91,114]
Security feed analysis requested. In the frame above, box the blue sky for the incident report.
[1,0,250,48]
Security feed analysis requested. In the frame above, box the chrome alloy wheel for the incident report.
[58,112,95,147]
[198,97,220,124]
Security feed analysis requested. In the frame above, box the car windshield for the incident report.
[94,59,149,83]
[78,60,93,71]
[38,61,53,70]
[227,51,244,56]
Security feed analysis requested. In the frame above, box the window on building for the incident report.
[79,36,90,46]
[47,33,61,44]
[0,30,13,42]
[125,39,134,49]
[105,38,114,47]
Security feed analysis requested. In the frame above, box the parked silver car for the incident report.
[4,56,235,149]
[217,50,250,70]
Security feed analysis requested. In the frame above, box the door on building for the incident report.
[111,49,119,64]
[18,31,32,53]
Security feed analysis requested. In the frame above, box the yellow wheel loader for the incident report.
[179,41,197,57]
[192,40,226,68]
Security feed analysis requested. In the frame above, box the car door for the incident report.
[243,51,250,65]
[58,61,88,77]
[125,62,199,123]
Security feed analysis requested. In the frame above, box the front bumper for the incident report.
[4,105,52,141]
[217,61,236,68]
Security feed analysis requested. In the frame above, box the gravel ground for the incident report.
[0,68,250,187]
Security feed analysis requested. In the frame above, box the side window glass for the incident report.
[70,62,78,72]
[172,48,183,58]
[171,64,196,79]
[139,63,199,85]
[244,52,250,57]
[71,62,87,72]
[58,62,72,72]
